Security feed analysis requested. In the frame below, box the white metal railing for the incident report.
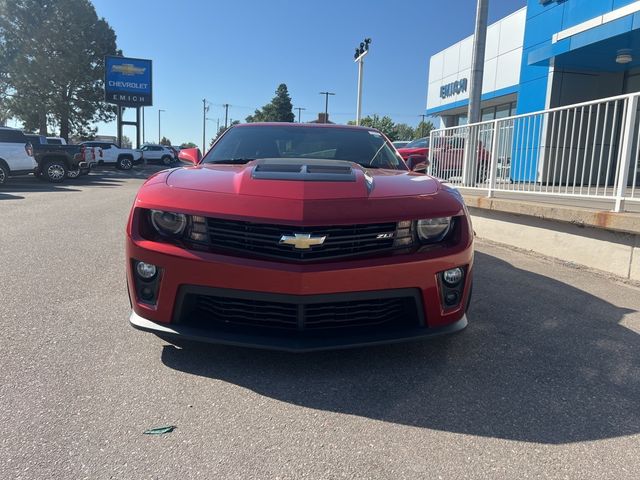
[428,92,640,212]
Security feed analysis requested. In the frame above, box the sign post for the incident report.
[104,56,153,148]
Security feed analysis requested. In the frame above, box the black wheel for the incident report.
[0,164,8,185]
[117,156,133,170]
[161,155,172,166]
[43,160,67,183]
[67,169,81,179]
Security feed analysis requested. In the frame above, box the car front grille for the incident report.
[192,217,407,262]
[176,288,422,335]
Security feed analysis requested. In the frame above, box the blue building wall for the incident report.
[512,0,640,181]
[517,0,640,115]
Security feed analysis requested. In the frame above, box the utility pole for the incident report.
[353,38,371,126]
[223,104,230,128]
[202,99,209,154]
[468,0,489,124]
[295,107,306,123]
[418,114,427,137]
[158,109,165,143]
[319,92,335,123]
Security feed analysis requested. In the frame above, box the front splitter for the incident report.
[129,310,468,353]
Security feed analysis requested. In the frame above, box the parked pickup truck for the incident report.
[25,134,91,181]
[79,141,142,170]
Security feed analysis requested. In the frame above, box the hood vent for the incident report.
[252,158,357,182]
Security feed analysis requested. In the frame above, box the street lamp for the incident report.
[319,92,335,123]
[353,38,371,126]
[158,109,165,143]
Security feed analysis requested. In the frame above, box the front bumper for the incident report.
[130,309,468,352]
[127,228,473,351]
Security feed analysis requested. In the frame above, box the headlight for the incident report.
[416,217,451,243]
[150,210,187,236]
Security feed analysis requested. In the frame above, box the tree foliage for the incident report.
[246,84,295,123]
[348,114,396,140]
[0,0,119,139]
[121,135,132,148]
[160,136,172,146]
[415,121,435,139]
[393,123,415,141]
[347,115,437,141]
[180,142,197,148]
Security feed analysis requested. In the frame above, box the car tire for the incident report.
[161,155,172,166]
[0,164,8,185]
[43,160,67,183]
[67,169,81,179]
[117,156,133,170]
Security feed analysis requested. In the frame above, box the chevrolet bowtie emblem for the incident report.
[112,64,146,75]
[279,233,327,249]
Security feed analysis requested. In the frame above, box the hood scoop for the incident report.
[251,158,357,182]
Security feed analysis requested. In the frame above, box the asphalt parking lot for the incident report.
[1,167,640,479]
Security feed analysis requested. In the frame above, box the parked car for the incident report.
[139,144,177,166]
[46,137,66,145]
[0,127,37,185]
[127,123,473,351]
[79,141,143,170]
[430,136,491,182]
[23,133,89,181]
[392,140,411,149]
[397,137,430,171]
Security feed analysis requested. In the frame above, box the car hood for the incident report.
[164,160,440,199]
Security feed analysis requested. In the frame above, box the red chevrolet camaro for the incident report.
[126,123,473,351]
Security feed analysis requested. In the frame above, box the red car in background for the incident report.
[126,123,473,352]
[431,136,491,183]
[397,137,430,171]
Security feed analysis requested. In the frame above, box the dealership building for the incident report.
[427,0,640,126]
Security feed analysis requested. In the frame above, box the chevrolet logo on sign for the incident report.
[112,64,146,75]
[279,233,327,249]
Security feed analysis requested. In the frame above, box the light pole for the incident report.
[295,106,306,123]
[353,38,371,126]
[468,0,488,124]
[158,109,165,143]
[319,92,335,123]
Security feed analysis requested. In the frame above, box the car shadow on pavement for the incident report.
[0,193,25,200]
[159,251,639,445]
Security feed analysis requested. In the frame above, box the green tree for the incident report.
[246,84,295,123]
[160,136,172,146]
[349,114,397,140]
[121,135,132,148]
[415,121,435,139]
[0,0,119,139]
[393,123,415,141]
[180,142,197,148]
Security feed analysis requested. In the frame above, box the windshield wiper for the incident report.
[212,158,256,164]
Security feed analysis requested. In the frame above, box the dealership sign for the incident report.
[104,56,152,107]
[440,78,468,99]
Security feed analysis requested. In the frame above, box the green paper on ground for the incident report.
[143,425,176,435]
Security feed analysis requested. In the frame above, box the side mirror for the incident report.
[178,147,202,165]
[408,154,429,172]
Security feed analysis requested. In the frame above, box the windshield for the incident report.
[405,137,429,149]
[204,125,406,170]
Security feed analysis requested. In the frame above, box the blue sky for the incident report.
[92,0,526,146]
